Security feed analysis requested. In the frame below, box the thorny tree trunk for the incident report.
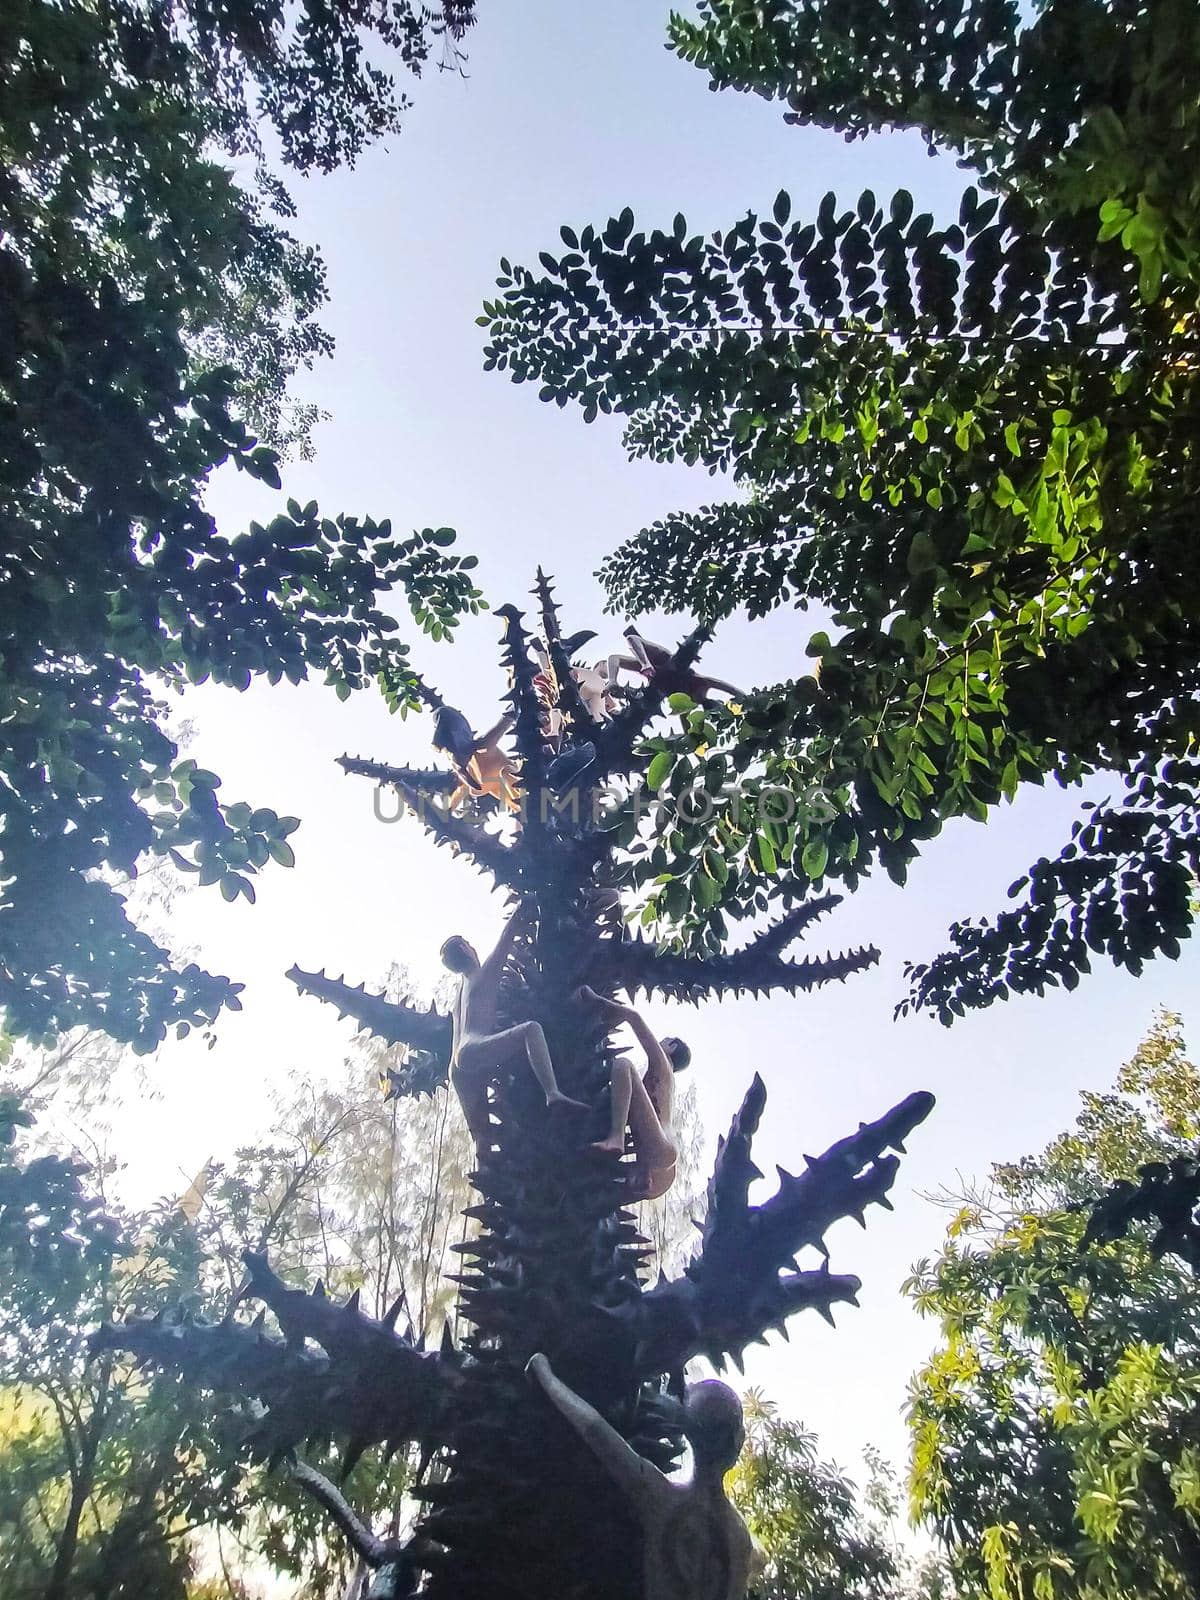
[95,587,931,1600]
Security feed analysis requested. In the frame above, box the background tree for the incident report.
[0,963,479,1599]
[906,1010,1200,1598]
[1,0,483,1052]
[5,0,477,455]
[481,0,1200,1017]
[729,1389,949,1600]
[0,1090,226,1600]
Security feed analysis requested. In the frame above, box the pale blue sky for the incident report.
[113,0,1198,1485]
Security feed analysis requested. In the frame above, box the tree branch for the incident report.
[603,900,880,1001]
[494,604,550,805]
[391,781,522,886]
[286,966,452,1073]
[618,1075,934,1374]
[288,1457,405,1568]
[338,755,457,794]
[92,1252,462,1468]
[533,567,599,736]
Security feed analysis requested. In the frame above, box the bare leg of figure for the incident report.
[517,1021,590,1112]
[625,1067,676,1168]
[576,985,676,1167]
[451,1066,494,1153]
[607,653,644,691]
[457,1025,589,1115]
[592,1056,633,1156]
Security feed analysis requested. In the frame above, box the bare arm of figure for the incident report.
[474,711,516,749]
[526,1355,666,1511]
[617,1006,673,1082]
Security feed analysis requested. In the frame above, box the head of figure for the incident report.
[683,1380,745,1473]
[440,935,479,975]
[661,1036,692,1073]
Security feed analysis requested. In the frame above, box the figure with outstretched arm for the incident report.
[608,627,743,704]
[576,986,690,1200]
[442,904,589,1154]
[450,711,519,812]
[526,1354,760,1600]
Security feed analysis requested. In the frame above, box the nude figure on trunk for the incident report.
[576,986,690,1200]
[441,906,588,1154]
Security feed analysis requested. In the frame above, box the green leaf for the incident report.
[801,838,829,879]
[907,533,938,575]
[754,831,777,874]
[646,750,674,791]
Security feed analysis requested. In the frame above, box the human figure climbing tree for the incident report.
[96,573,934,1600]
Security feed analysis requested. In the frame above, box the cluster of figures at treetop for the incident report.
[373,621,743,818]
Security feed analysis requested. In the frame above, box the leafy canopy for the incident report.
[482,0,1200,1020]
[907,1011,1200,1598]
[1,0,482,1049]
[728,1390,946,1600]
[0,971,474,1598]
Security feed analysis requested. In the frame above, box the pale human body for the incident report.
[526,1355,758,1600]
[442,910,588,1153]
[573,660,616,721]
[577,986,689,1200]
[446,713,520,812]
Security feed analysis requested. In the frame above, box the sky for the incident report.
[94,0,1199,1489]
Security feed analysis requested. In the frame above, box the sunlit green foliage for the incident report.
[907,1011,1200,1597]
[484,0,1200,1019]
[729,1390,949,1599]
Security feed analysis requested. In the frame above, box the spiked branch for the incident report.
[623,1076,934,1374]
[287,966,452,1073]
[603,900,880,1002]
[495,604,550,802]
[90,1306,329,1398]
[391,780,522,886]
[745,895,845,954]
[90,1310,365,1463]
[95,1253,462,1468]
[533,568,598,735]
[338,754,457,794]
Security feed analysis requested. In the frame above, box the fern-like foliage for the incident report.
[480,0,1200,1020]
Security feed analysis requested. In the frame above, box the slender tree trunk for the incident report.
[341,1556,369,1599]
[46,1422,101,1600]
[1142,1458,1200,1593]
